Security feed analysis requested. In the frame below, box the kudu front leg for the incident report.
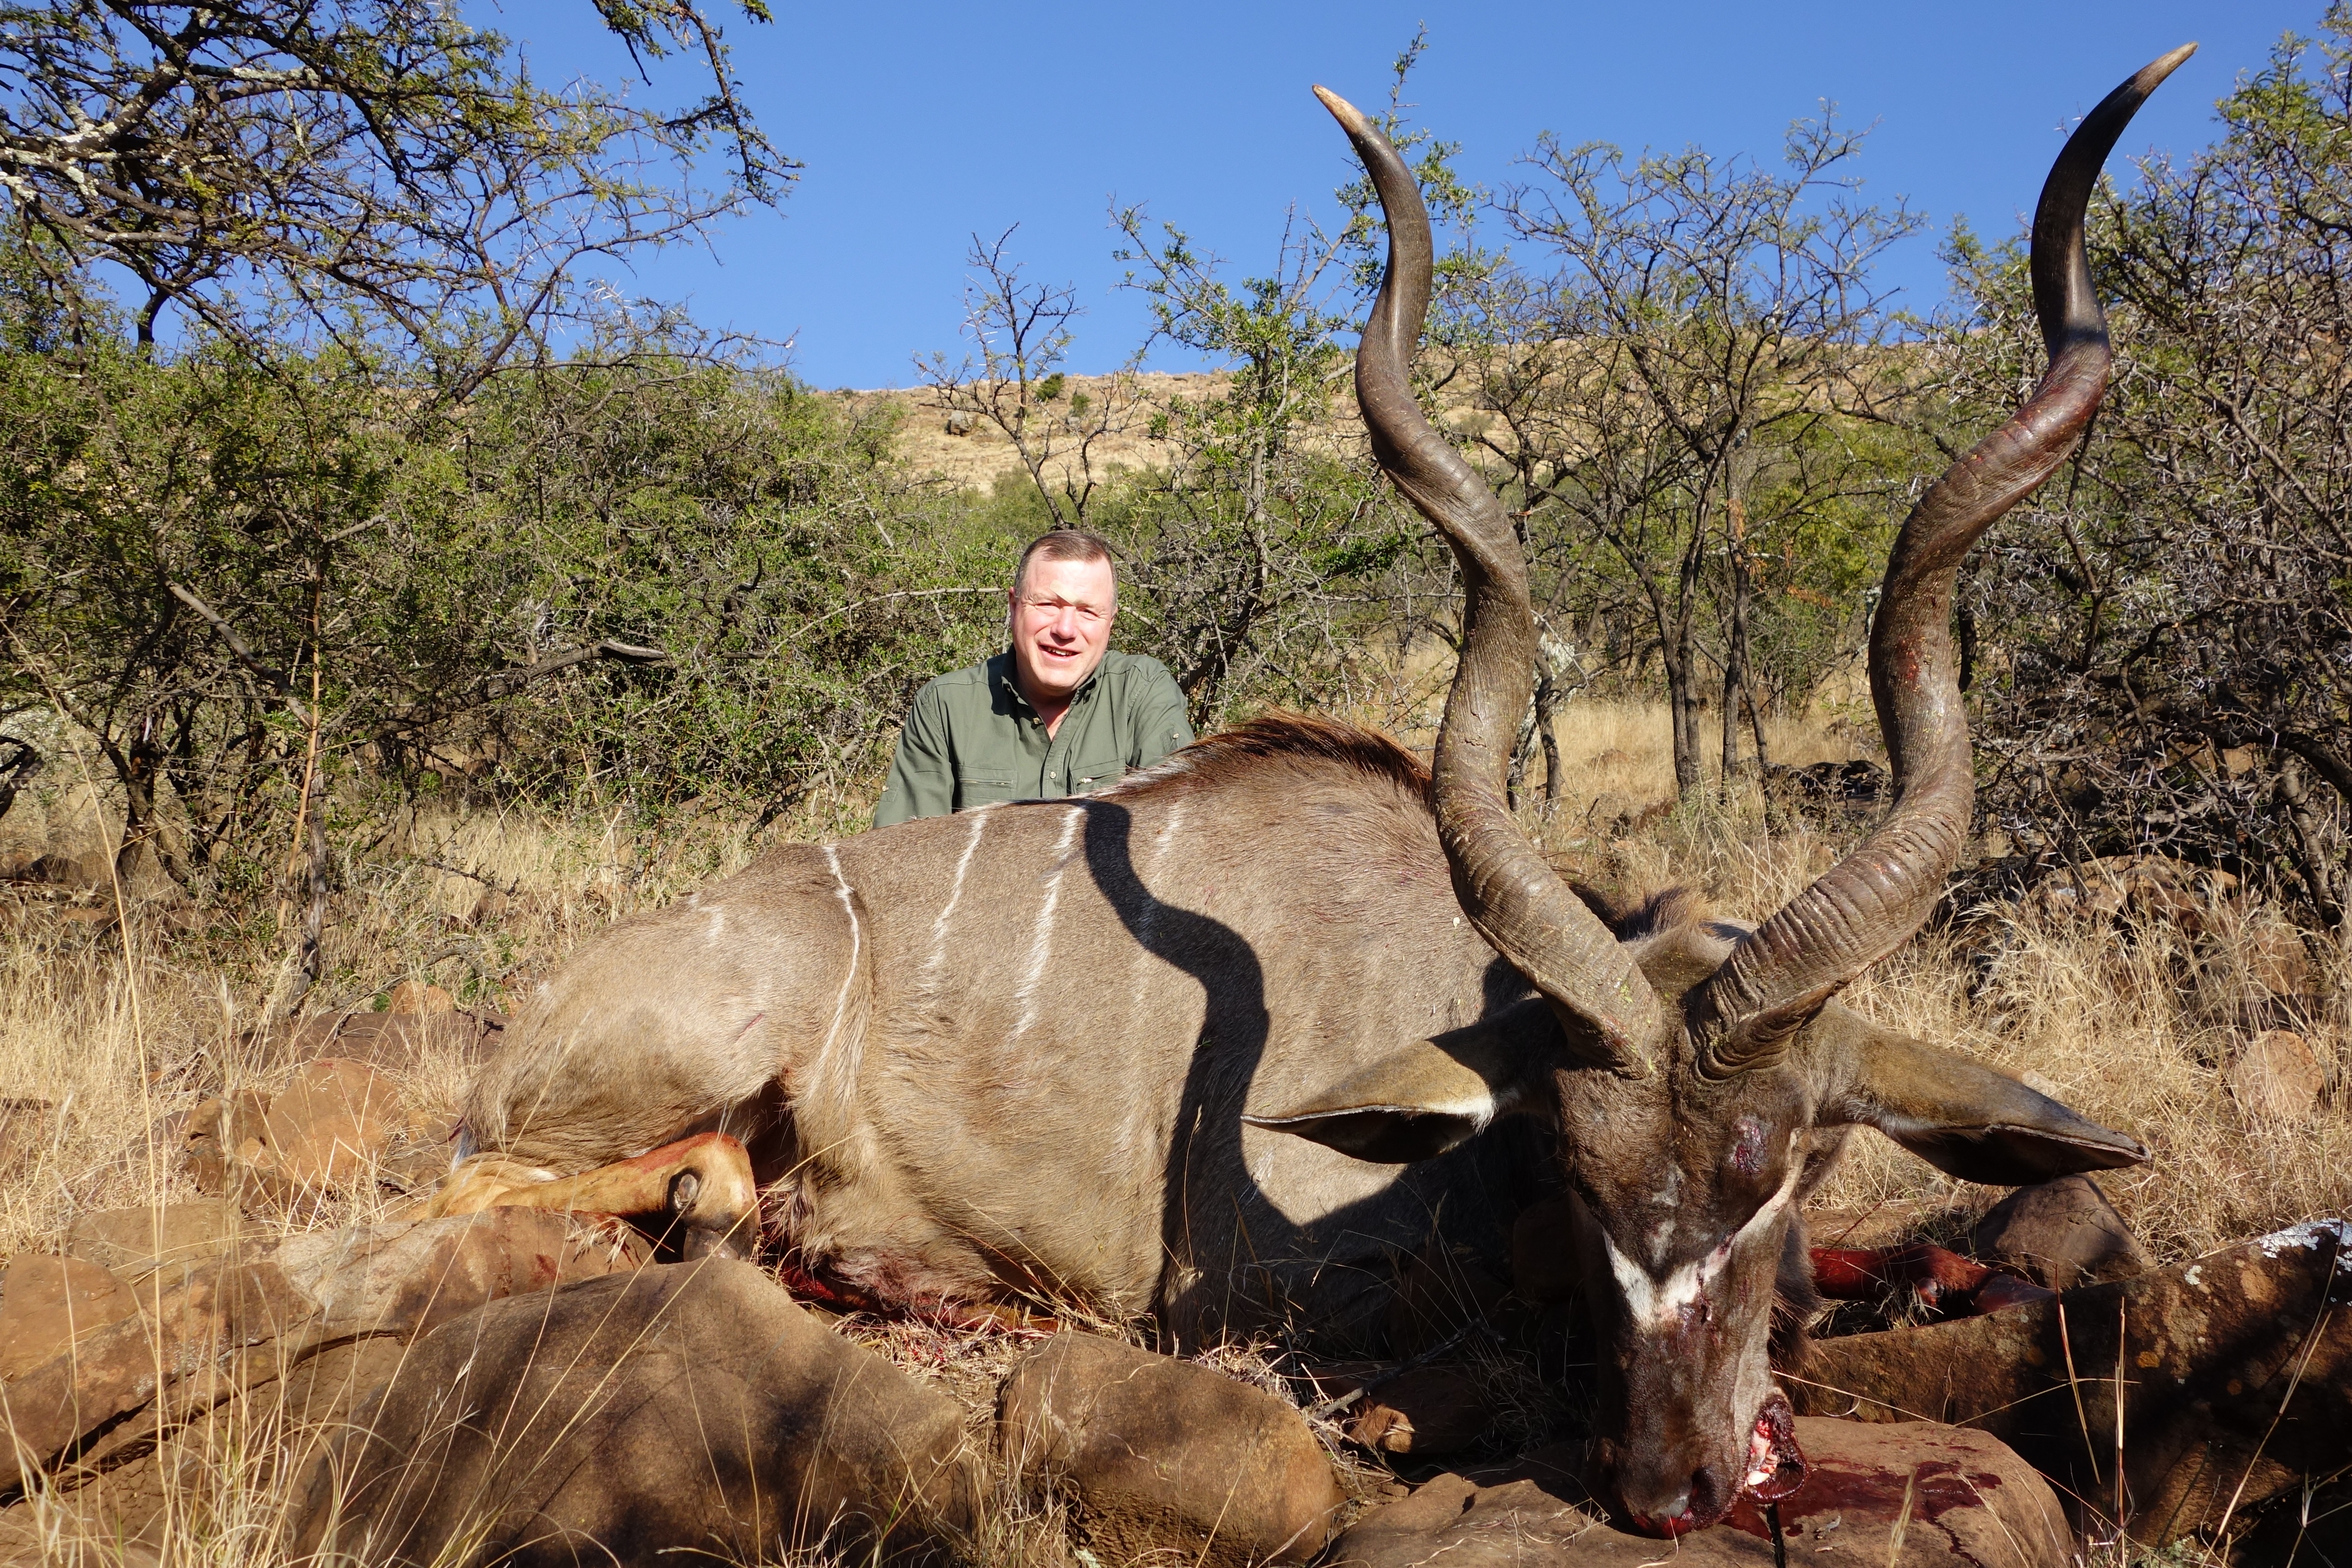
[434,1131,759,1261]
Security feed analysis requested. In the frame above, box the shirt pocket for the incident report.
[1067,756,1127,794]
[953,771,1020,809]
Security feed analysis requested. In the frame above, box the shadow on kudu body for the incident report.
[458,722,1547,1347]
[448,51,2194,1540]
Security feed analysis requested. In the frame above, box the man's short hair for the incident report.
[1012,529,1117,599]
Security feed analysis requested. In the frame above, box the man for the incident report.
[873,530,1193,826]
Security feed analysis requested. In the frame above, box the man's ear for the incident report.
[1243,1002,1553,1164]
[1808,1002,2149,1185]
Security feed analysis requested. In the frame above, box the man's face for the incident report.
[1009,554,1118,706]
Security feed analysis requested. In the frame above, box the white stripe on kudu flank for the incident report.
[1014,807,1085,1038]
[1150,803,1185,876]
[923,807,992,982]
[816,844,865,1109]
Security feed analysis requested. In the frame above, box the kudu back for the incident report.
[449,50,2188,1537]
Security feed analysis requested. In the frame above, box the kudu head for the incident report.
[1256,52,2193,1536]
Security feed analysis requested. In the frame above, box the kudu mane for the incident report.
[1103,712,1431,804]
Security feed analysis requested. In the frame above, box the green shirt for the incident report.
[873,650,1194,827]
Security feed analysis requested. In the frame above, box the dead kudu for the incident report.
[441,54,2189,1537]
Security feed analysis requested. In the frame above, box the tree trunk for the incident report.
[110,735,185,890]
[1665,639,1704,796]
[1719,498,1753,793]
[1743,667,1770,773]
[294,761,328,997]
[1539,691,1565,822]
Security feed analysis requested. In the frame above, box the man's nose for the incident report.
[1046,608,1081,640]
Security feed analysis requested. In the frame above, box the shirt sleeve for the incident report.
[873,685,956,827]
[1128,662,1195,769]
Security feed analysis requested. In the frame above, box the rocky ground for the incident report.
[1,1000,2345,1567]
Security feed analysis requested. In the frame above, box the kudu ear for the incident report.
[1243,1000,1555,1164]
[1807,1003,2149,1184]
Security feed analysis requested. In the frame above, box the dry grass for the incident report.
[1,698,2344,1564]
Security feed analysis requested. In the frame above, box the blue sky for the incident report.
[480,1,2318,389]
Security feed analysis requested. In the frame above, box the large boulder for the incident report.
[1794,1219,2352,1546]
[1326,1418,2068,1567]
[999,1333,1344,1568]
[2229,1029,2326,1122]
[0,1253,138,1382]
[183,1059,456,1201]
[1968,1175,2150,1291]
[0,1207,645,1494]
[288,1261,973,1567]
[66,1197,253,1275]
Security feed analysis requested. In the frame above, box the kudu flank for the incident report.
[445,51,2186,1538]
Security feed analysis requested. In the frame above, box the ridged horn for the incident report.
[1686,45,2196,1082]
[1317,85,1667,1074]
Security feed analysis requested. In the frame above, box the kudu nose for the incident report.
[1622,1464,1731,1538]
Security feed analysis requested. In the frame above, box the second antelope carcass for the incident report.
[442,50,2187,1537]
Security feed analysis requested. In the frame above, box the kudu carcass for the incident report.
[442,51,2187,1536]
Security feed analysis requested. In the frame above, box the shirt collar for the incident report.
[994,650,1107,717]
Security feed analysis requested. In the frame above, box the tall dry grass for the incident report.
[0,697,2343,1564]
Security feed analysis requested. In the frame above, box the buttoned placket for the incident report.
[1003,661,1101,799]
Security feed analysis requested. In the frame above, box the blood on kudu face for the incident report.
[1009,555,1117,708]
[1558,1068,1816,1537]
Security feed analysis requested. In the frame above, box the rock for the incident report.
[1328,1468,1633,1568]
[188,1072,452,1201]
[1969,1175,2151,1291]
[1343,1364,1497,1457]
[999,1333,1343,1568]
[2243,927,2313,1002]
[1327,1419,2066,1566]
[1509,1193,1580,1303]
[943,409,976,437]
[1721,1419,2071,1565]
[1792,1220,2352,1545]
[1,1207,648,1494]
[385,979,453,1015]
[2230,1030,2325,1121]
[248,1057,404,1193]
[66,1199,251,1276]
[288,1261,972,1567]
[0,1334,418,1561]
[0,1254,138,1382]
[180,1089,271,1194]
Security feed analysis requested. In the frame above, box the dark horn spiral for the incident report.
[1317,84,1667,1073]
[1686,45,2196,1082]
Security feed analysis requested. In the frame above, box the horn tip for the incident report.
[2141,41,2198,89]
[1312,84,1369,134]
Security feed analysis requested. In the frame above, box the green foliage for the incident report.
[0,291,1017,903]
[0,0,777,365]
